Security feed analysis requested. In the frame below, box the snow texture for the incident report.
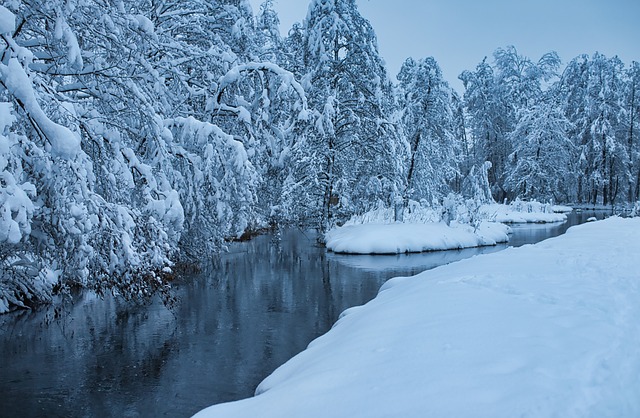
[0,6,15,34]
[195,217,640,418]
[325,221,509,254]
[552,204,574,213]
[0,102,35,244]
[481,201,568,223]
[0,59,80,159]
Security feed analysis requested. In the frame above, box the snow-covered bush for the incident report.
[0,1,223,311]
[0,0,313,312]
[462,161,494,203]
[479,199,568,223]
[343,196,488,228]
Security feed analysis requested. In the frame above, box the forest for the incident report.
[1,0,639,312]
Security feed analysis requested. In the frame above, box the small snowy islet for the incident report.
[480,202,568,223]
[325,221,509,254]
[195,217,640,418]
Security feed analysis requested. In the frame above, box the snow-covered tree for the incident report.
[255,0,283,63]
[493,46,560,112]
[505,100,575,201]
[0,1,182,310]
[208,62,310,229]
[0,0,313,311]
[558,53,629,205]
[281,22,306,78]
[461,161,494,204]
[461,47,561,201]
[459,58,509,199]
[292,0,401,231]
[623,61,640,202]
[397,57,460,204]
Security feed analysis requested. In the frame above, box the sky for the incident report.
[248,0,640,92]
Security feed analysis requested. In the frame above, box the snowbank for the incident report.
[195,217,640,418]
[481,201,567,223]
[552,204,573,213]
[325,221,509,254]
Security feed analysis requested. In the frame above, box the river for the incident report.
[0,210,610,417]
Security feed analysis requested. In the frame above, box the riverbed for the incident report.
[0,210,608,417]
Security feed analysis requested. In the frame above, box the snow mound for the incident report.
[325,221,509,254]
[195,217,640,418]
[481,201,567,223]
[551,204,573,213]
[0,6,15,34]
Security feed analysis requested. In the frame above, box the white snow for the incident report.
[195,217,640,418]
[552,204,573,213]
[0,102,35,244]
[481,201,567,223]
[54,17,83,69]
[0,6,15,34]
[325,221,509,254]
[0,58,81,159]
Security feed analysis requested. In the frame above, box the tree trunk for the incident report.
[403,132,421,208]
[628,86,636,202]
[636,168,640,203]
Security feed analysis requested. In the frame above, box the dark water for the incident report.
[0,210,612,417]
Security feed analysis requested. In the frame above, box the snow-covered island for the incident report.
[195,217,640,417]
[480,200,570,223]
[325,221,509,254]
[323,200,570,254]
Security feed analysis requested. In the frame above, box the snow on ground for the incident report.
[481,201,568,223]
[551,204,573,213]
[195,217,640,418]
[325,221,509,254]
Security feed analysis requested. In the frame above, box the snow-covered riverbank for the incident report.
[195,217,640,418]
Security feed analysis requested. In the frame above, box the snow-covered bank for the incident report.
[195,217,640,418]
[325,221,509,254]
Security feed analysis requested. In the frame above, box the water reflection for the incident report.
[0,211,611,418]
[328,246,502,273]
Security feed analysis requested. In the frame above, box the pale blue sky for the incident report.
[249,0,640,91]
